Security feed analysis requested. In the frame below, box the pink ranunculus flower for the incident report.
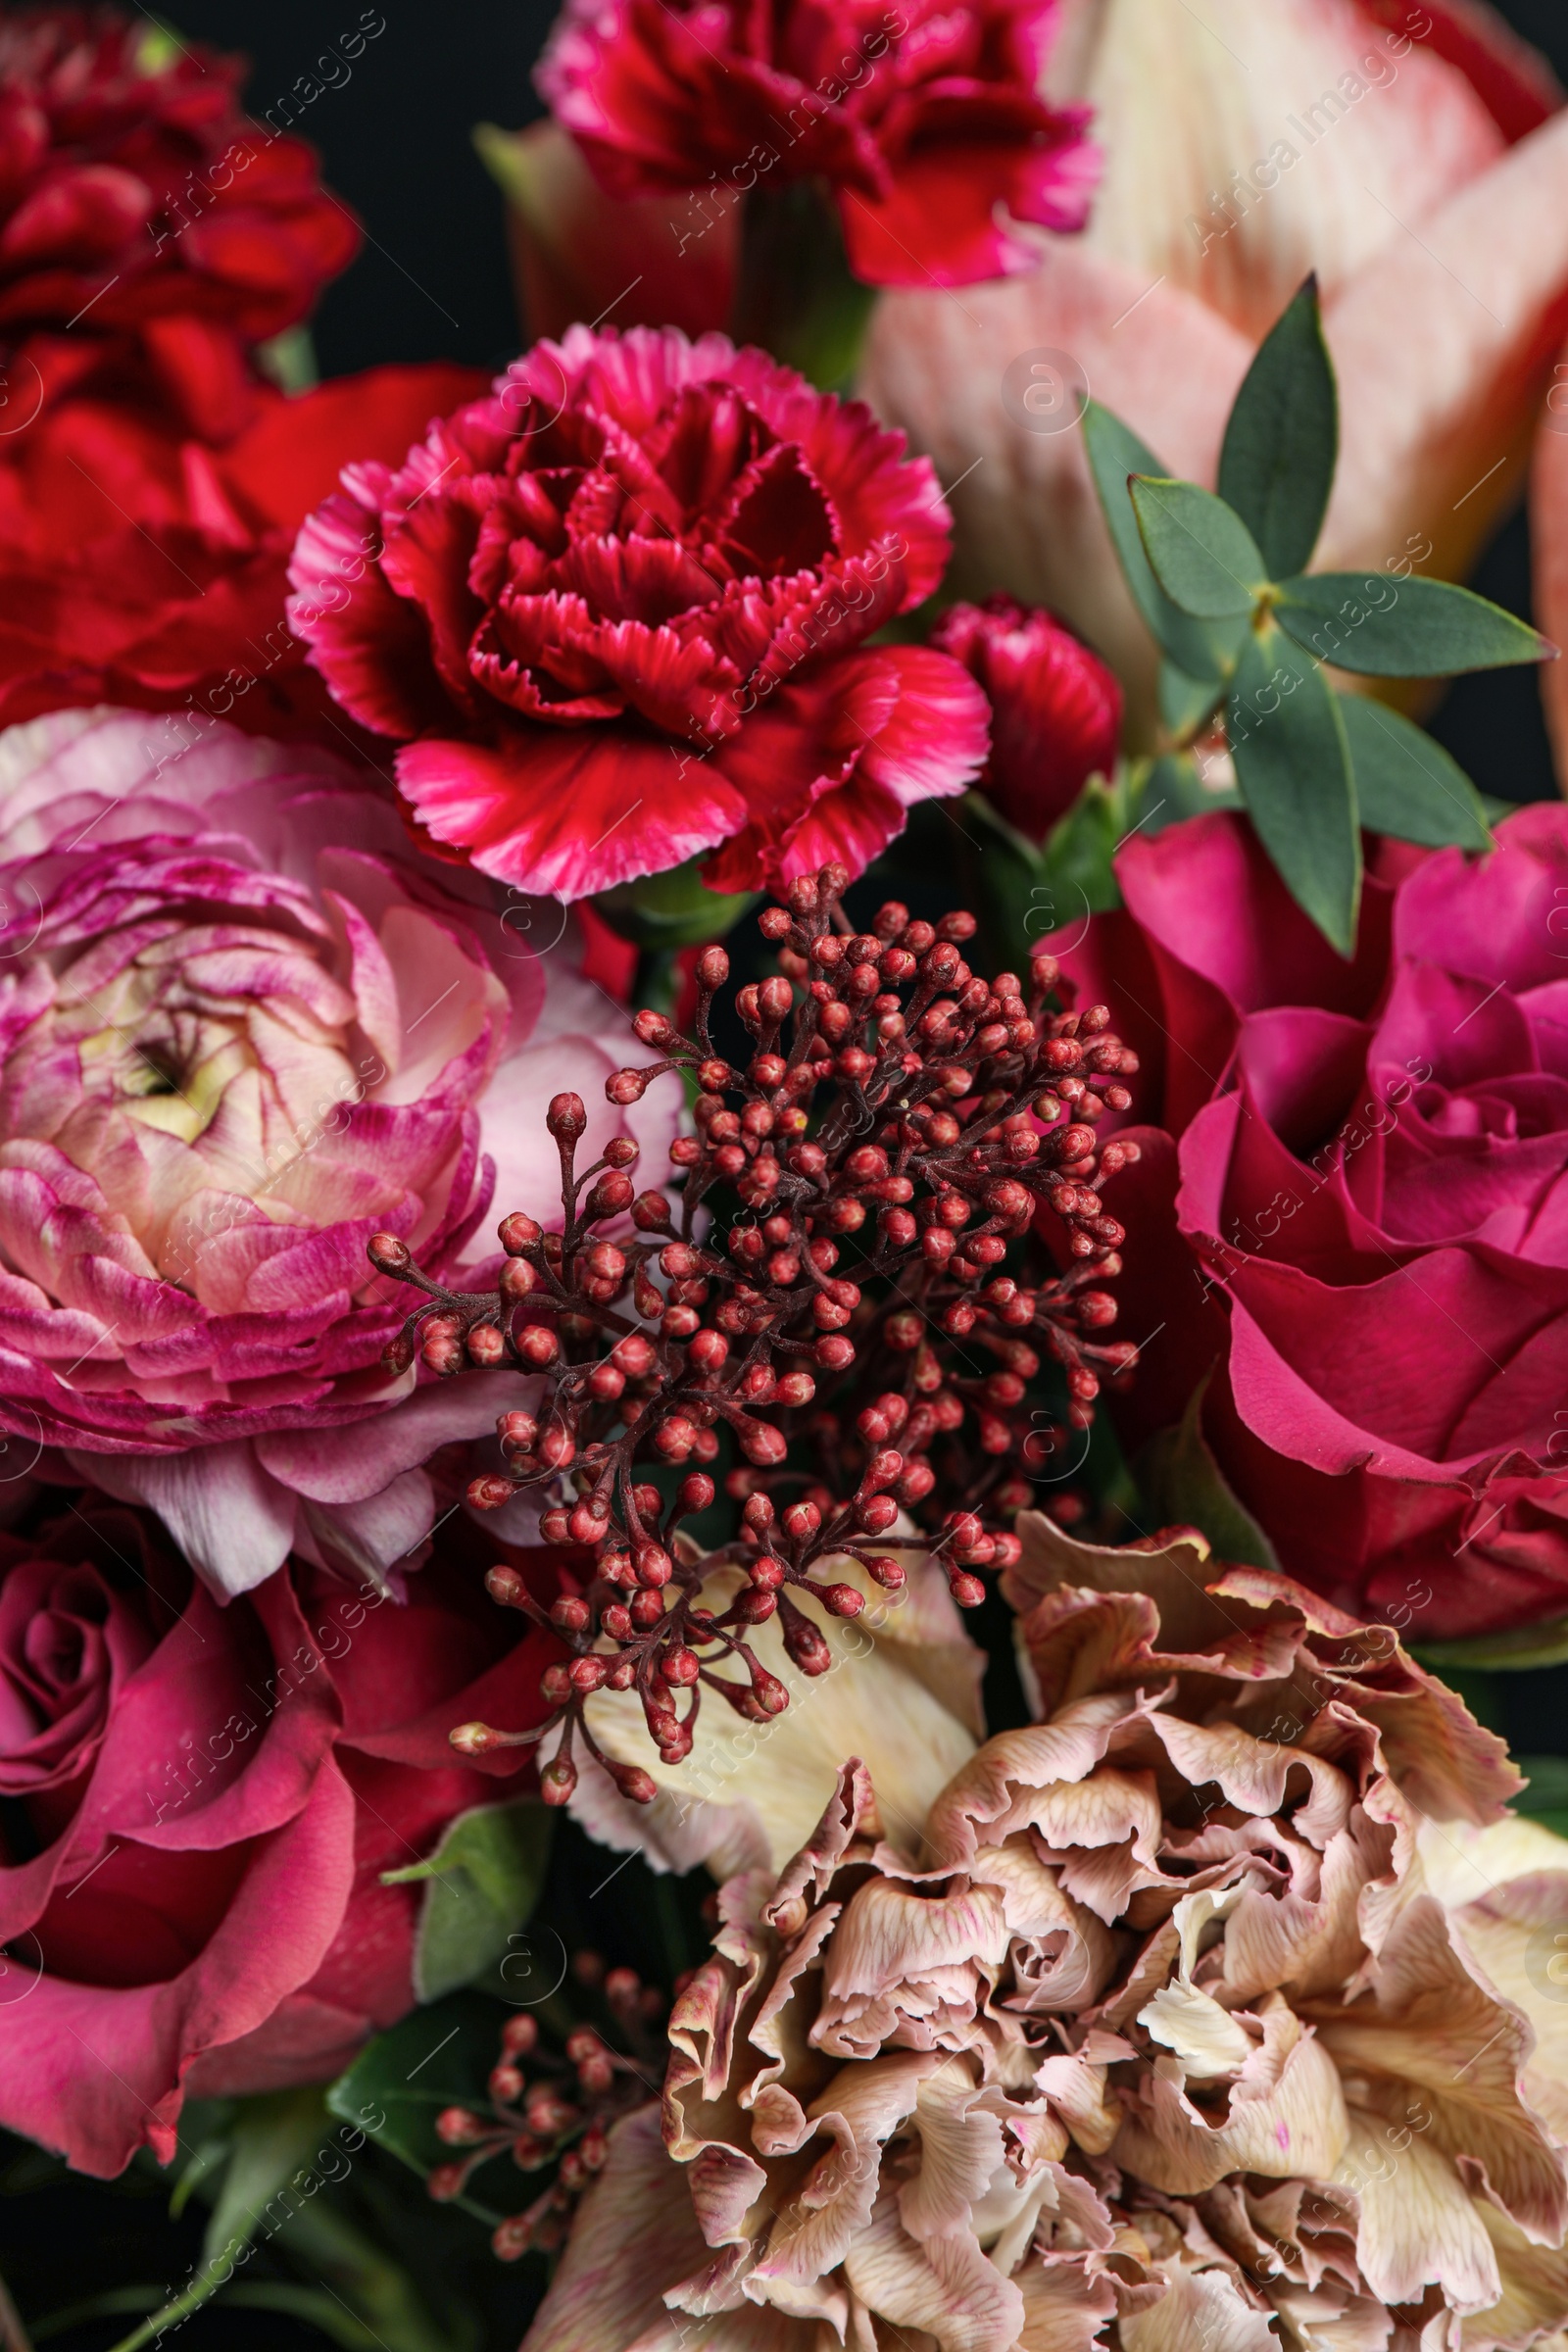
[1055,804,1568,1646]
[534,0,1099,289]
[860,0,1568,740]
[286,325,990,902]
[0,707,677,1599]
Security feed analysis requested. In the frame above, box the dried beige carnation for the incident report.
[525,1518,1568,2352]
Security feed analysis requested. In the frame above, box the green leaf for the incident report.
[222,2282,385,2347]
[326,1990,519,2219]
[1158,660,1224,741]
[1081,403,1246,682]
[1416,1616,1568,1672]
[1218,275,1338,578]
[382,1798,552,2003]
[594,854,758,949]
[1336,695,1493,851]
[1136,1374,1281,1572]
[201,2086,332,2270]
[1228,623,1360,956]
[1277,571,1553,676]
[1130,477,1268,620]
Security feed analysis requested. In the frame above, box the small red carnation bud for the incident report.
[548,1092,588,1141]
[540,1757,578,1804]
[368,1232,411,1273]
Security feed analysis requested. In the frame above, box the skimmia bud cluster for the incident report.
[428,1956,663,2259]
[366,864,1140,1798]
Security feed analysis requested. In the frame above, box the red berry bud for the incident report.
[548,1092,587,1141]
[368,1232,411,1272]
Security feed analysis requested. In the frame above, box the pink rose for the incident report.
[0,708,677,1597]
[1057,806,1568,1644]
[0,1501,563,2177]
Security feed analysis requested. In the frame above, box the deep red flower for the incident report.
[931,591,1122,840]
[535,0,1097,287]
[0,1502,564,2178]
[288,325,990,900]
[0,359,486,737]
[0,8,359,440]
[1054,806,1568,1646]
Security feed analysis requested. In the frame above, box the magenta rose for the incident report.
[287,325,989,900]
[1056,805,1568,1644]
[0,1502,562,2177]
[0,708,677,1598]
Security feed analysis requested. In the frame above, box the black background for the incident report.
[4,2,1568,2343]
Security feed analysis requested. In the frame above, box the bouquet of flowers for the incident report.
[7,3,1568,2346]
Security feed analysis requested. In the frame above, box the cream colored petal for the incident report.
[841,2186,1026,2352]
[1139,1983,1255,2081]
[1113,2014,1349,2193]
[1120,2261,1277,2352]
[1320,110,1568,610]
[1341,2117,1500,2316]
[900,2058,1006,2244]
[1314,1896,1566,2247]
[1015,2253,1120,2352]
[520,2104,714,2352]
[1464,2197,1568,2352]
[748,2051,941,2306]
[924,1696,1140,1868]
[573,1560,979,1878]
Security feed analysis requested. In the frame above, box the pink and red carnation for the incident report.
[535,0,1098,287]
[288,325,991,901]
[0,9,358,441]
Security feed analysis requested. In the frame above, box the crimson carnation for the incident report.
[535,0,1098,287]
[0,8,358,441]
[933,591,1123,842]
[288,325,990,900]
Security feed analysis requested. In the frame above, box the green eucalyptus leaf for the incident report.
[1129,477,1268,620]
[1082,403,1244,681]
[1142,752,1241,830]
[1218,275,1338,578]
[1336,695,1492,851]
[1228,624,1360,956]
[1277,571,1552,676]
[1158,660,1225,740]
[382,1798,552,2003]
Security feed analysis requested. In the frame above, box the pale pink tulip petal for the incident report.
[77,1441,298,1597]
[1320,108,1568,589]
